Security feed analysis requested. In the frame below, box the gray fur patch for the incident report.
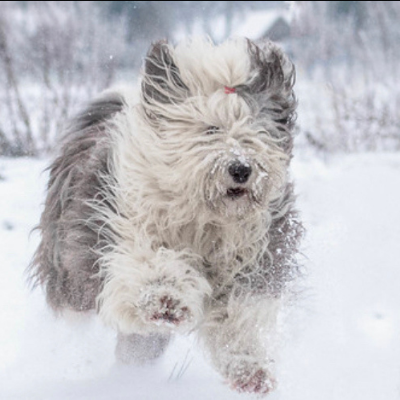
[265,184,304,294]
[28,92,124,312]
[232,183,304,297]
[142,40,189,106]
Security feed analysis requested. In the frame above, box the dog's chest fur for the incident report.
[153,212,270,284]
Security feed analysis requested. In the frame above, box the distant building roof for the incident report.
[235,9,291,42]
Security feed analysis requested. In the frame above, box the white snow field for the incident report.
[0,153,400,400]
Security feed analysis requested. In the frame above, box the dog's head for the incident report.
[139,38,296,221]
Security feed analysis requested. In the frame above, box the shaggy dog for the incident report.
[29,38,303,395]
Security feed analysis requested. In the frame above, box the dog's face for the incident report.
[140,38,296,220]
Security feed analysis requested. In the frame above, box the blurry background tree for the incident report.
[291,1,400,153]
[1,1,399,156]
[0,1,129,156]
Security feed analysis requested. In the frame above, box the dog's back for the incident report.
[28,92,124,311]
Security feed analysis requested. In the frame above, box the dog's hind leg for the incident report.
[115,332,171,364]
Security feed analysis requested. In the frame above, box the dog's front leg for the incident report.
[201,296,280,395]
[97,244,212,335]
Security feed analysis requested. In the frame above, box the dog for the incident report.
[29,38,303,395]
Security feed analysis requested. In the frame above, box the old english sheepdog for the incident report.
[29,38,303,395]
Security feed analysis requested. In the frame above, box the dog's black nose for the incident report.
[228,161,252,184]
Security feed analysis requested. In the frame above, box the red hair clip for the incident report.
[224,86,236,94]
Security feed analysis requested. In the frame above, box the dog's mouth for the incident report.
[226,187,248,199]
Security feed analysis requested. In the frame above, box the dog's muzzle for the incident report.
[228,161,252,184]
[225,160,253,200]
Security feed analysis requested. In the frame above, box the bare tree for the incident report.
[0,2,36,155]
[0,1,130,156]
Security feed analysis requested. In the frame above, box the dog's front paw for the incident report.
[137,273,209,332]
[227,361,276,395]
[143,293,192,326]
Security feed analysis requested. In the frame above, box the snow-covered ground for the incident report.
[1,153,400,400]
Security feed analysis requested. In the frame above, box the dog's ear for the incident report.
[246,39,295,95]
[245,39,296,131]
[142,40,188,105]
